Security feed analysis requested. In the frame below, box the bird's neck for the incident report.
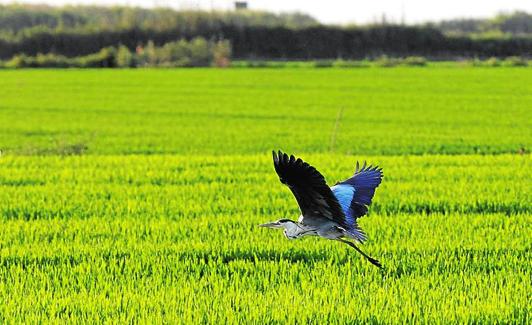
[284,222,315,238]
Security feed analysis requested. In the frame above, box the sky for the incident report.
[2,0,531,24]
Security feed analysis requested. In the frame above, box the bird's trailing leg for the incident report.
[337,238,382,268]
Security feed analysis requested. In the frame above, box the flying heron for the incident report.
[261,150,383,268]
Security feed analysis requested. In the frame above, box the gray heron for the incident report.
[261,150,383,268]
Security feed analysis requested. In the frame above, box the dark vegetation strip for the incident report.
[0,203,529,221]
[0,5,531,60]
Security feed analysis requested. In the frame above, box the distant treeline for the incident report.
[0,5,531,60]
[0,5,318,36]
[1,25,530,60]
[431,11,532,37]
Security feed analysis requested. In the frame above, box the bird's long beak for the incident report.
[259,221,281,228]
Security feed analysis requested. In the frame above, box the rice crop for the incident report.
[0,68,530,156]
[0,67,530,323]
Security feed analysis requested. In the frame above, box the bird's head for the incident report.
[259,219,299,239]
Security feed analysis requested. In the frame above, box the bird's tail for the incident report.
[343,223,367,243]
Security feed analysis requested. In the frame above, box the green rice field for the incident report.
[0,67,530,323]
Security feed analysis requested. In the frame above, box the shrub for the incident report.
[34,53,70,68]
[2,37,230,68]
[235,60,269,68]
[76,47,117,68]
[213,40,231,68]
[375,55,399,67]
[157,40,186,67]
[402,56,427,66]
[503,56,528,67]
[116,45,135,68]
[483,57,501,67]
[5,54,36,68]
[188,38,211,67]
[237,60,287,68]
[332,59,369,68]
[135,41,156,67]
[5,53,70,68]
[313,60,333,68]
[135,38,222,67]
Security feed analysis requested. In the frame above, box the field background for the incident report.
[0,67,530,323]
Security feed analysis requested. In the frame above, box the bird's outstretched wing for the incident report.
[272,150,347,227]
[332,161,383,222]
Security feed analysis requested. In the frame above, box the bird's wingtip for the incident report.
[272,150,283,163]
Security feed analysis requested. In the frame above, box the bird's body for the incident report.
[261,150,384,268]
[282,218,341,240]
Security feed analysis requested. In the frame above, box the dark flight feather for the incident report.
[272,150,347,228]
